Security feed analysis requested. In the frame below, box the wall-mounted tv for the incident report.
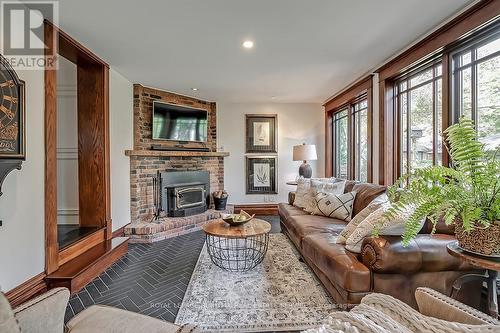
[152,101,208,142]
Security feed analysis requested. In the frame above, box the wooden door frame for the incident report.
[44,20,111,274]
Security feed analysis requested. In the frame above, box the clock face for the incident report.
[0,58,24,158]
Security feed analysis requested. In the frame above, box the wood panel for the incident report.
[58,229,105,266]
[324,76,372,112]
[47,237,128,294]
[112,224,128,238]
[77,62,106,229]
[377,0,500,81]
[44,21,59,274]
[233,204,278,216]
[5,273,47,308]
[103,67,112,240]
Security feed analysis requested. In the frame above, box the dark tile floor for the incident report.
[64,216,298,333]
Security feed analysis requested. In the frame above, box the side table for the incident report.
[447,241,499,319]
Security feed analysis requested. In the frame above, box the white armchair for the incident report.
[2,288,198,333]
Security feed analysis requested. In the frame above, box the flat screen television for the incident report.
[152,101,208,142]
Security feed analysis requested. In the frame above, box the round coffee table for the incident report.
[202,218,271,272]
[447,241,500,319]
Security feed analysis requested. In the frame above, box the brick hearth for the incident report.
[126,85,228,241]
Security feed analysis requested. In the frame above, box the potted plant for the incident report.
[381,117,500,256]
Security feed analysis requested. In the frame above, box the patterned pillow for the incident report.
[312,191,357,221]
[336,193,388,244]
[345,203,425,253]
[293,178,311,208]
[304,180,346,213]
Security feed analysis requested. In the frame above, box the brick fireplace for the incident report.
[125,85,229,242]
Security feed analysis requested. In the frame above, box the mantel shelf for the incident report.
[125,150,230,158]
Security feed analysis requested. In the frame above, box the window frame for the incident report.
[328,91,371,181]
[392,60,443,178]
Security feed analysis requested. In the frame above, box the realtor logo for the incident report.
[1,0,58,69]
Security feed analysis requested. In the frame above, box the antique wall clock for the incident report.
[0,54,26,197]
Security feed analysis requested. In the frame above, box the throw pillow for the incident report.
[336,193,388,245]
[0,293,21,333]
[312,191,357,221]
[345,203,425,253]
[293,178,311,208]
[293,177,336,209]
[304,179,346,213]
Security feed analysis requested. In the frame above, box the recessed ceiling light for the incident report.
[191,88,198,91]
[242,40,254,49]
[271,96,277,99]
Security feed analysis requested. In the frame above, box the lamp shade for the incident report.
[293,144,317,161]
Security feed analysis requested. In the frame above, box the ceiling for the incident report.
[58,0,474,103]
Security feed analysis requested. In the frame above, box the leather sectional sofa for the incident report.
[279,180,482,309]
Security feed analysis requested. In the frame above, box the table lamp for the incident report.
[293,143,317,178]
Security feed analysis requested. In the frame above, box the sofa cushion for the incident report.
[284,214,346,247]
[351,183,387,217]
[67,305,184,333]
[0,293,20,333]
[337,193,388,245]
[278,203,308,221]
[302,233,371,293]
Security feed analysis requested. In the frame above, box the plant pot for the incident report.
[455,221,500,256]
[214,197,228,211]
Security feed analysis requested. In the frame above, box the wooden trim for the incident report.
[325,111,333,177]
[112,224,128,238]
[44,20,111,273]
[233,204,278,216]
[377,0,500,81]
[44,21,58,274]
[103,67,112,240]
[324,76,372,112]
[58,229,106,266]
[5,273,47,308]
[442,53,451,167]
[325,75,373,181]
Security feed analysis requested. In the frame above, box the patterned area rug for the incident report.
[175,234,338,332]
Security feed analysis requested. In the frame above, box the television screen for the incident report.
[152,101,208,142]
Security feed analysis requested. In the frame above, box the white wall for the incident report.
[56,57,79,225]
[0,70,46,291]
[109,68,133,231]
[217,103,324,204]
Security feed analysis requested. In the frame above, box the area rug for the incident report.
[175,234,338,332]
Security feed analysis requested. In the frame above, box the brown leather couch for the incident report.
[279,180,482,309]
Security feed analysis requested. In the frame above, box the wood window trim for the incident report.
[377,0,500,185]
[325,76,373,182]
[44,20,111,275]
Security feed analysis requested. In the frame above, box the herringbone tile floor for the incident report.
[65,216,296,333]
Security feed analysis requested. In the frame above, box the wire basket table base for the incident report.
[205,234,270,272]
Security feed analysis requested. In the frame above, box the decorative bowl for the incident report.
[221,210,255,226]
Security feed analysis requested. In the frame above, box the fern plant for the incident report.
[380,117,500,245]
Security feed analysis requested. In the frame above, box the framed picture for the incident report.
[245,114,277,153]
[246,156,278,194]
[0,56,26,160]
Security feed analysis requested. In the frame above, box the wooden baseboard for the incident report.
[233,204,278,216]
[112,224,128,238]
[5,272,47,308]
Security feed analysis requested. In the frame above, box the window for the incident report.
[395,62,442,176]
[331,95,369,181]
[452,29,500,155]
[352,99,369,182]
[332,107,349,179]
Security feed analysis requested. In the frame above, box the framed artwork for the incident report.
[246,156,278,194]
[245,114,277,153]
[0,56,25,160]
